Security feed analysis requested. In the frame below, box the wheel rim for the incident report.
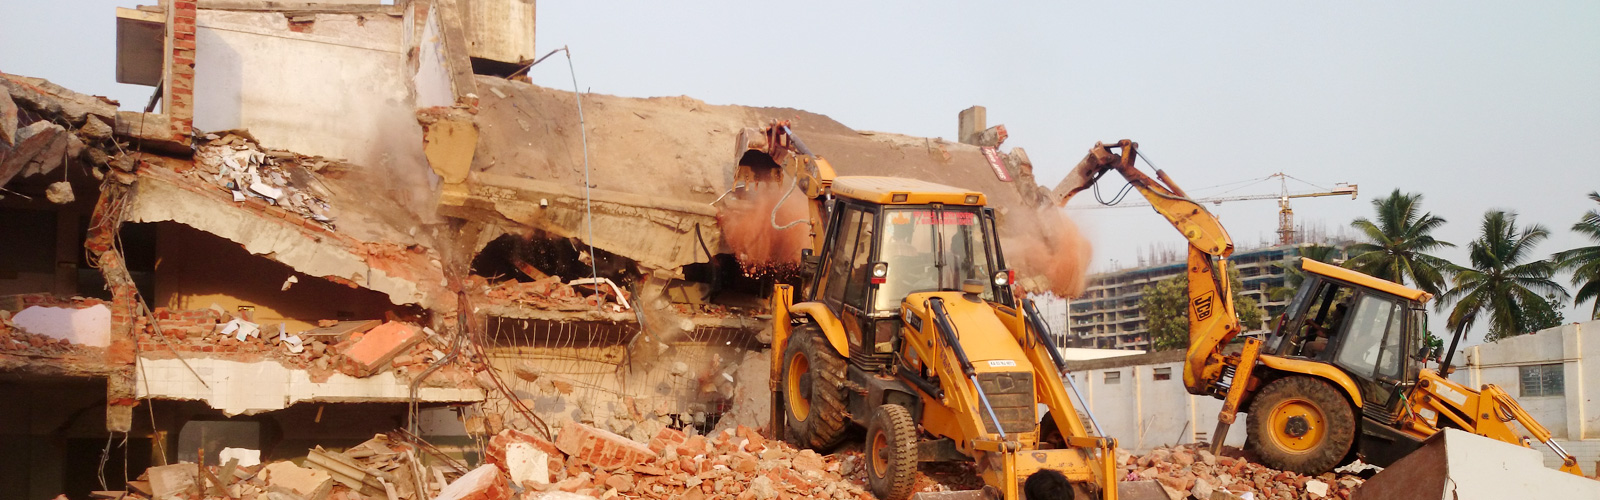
[1267,397,1327,453]
[870,427,889,477]
[786,352,811,421]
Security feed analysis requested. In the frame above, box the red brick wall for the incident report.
[167,0,197,139]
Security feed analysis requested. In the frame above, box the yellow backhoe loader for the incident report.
[735,123,1166,500]
[1050,140,1586,477]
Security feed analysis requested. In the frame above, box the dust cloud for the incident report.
[717,181,810,268]
[1003,207,1093,298]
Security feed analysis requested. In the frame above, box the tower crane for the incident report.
[1070,172,1356,245]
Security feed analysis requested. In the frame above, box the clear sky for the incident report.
[3,1,1597,344]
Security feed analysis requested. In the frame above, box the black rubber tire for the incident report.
[865,404,918,500]
[1038,410,1066,449]
[781,324,850,449]
[1245,376,1356,475]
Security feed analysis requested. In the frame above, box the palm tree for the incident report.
[1555,191,1600,320]
[1440,210,1569,341]
[1344,189,1456,297]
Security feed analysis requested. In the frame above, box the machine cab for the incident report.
[805,177,1012,363]
[1266,259,1432,416]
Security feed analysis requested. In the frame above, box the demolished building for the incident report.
[1,0,1088,498]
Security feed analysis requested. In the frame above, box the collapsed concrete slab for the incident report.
[135,356,483,415]
[1352,428,1600,500]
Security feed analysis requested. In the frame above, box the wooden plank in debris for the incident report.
[304,447,386,497]
[300,319,381,342]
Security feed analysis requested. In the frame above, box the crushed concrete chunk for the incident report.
[146,463,197,500]
[262,461,332,498]
[435,464,511,500]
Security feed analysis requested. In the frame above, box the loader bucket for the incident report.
[907,479,1168,500]
[1352,428,1600,500]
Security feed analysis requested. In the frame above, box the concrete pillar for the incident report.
[1133,365,1143,450]
[958,106,985,145]
[1562,323,1584,440]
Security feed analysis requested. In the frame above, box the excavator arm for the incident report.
[1050,140,1242,395]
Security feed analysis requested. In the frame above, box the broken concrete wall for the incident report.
[473,318,769,442]
[454,77,1071,293]
[126,169,446,309]
[193,7,419,167]
[150,222,397,332]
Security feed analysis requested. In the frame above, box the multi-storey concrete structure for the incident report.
[1062,244,1309,350]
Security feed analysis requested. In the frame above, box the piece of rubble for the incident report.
[219,447,261,467]
[343,321,424,376]
[555,422,657,469]
[262,460,333,498]
[44,181,74,204]
[436,464,511,500]
[146,463,197,500]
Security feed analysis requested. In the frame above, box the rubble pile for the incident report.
[480,276,632,312]
[514,423,876,500]
[190,131,343,229]
[1118,445,1367,500]
[125,434,455,500]
[137,312,477,384]
[109,423,875,500]
[1,74,122,203]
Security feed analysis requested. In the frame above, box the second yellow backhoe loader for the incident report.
[734,123,1167,500]
[1050,140,1586,477]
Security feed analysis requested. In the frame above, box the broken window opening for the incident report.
[472,232,640,312]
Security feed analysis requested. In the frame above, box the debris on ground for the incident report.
[1118,444,1369,500]
[107,423,877,500]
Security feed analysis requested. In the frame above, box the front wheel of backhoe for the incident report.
[781,324,849,449]
[865,404,917,500]
[1245,376,1355,475]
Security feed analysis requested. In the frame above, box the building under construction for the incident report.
[1062,243,1318,350]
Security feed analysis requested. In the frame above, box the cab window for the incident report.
[1335,294,1404,381]
[821,207,865,308]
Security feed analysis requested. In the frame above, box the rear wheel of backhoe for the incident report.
[865,404,917,500]
[781,324,849,449]
[1246,376,1355,475]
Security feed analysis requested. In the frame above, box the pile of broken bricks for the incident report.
[501,421,877,500]
[137,314,478,384]
[482,276,632,313]
[1118,444,1368,500]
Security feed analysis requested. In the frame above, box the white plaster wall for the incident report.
[413,3,455,108]
[10,304,111,347]
[1455,319,1598,468]
[1064,361,1248,452]
[193,10,414,166]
